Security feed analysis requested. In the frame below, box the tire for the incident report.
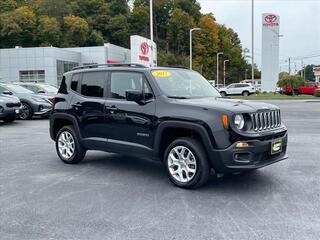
[55,125,86,164]
[220,91,227,97]
[242,91,249,96]
[164,137,210,189]
[3,116,16,123]
[20,102,33,120]
[293,90,299,96]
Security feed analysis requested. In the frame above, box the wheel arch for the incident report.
[50,113,82,142]
[154,121,216,163]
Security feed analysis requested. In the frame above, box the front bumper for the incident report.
[210,132,288,173]
[33,103,52,116]
[0,107,21,119]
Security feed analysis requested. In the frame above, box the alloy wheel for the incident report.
[167,146,197,183]
[20,103,30,120]
[58,131,75,160]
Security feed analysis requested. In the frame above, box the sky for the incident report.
[197,0,320,72]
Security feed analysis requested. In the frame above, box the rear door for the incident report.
[105,71,156,152]
[70,71,108,140]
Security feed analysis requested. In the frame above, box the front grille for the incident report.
[250,110,281,132]
[6,102,21,108]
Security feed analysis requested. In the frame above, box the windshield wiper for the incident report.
[167,96,189,99]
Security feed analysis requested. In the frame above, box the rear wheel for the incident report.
[220,91,227,97]
[164,137,210,189]
[293,89,299,96]
[56,126,86,164]
[20,103,33,120]
[242,91,249,96]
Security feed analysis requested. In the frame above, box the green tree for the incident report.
[129,5,149,38]
[0,6,36,47]
[167,9,195,54]
[63,15,89,47]
[107,0,129,16]
[107,14,129,47]
[85,30,105,46]
[297,64,317,81]
[0,0,18,13]
[277,75,305,95]
[37,16,61,46]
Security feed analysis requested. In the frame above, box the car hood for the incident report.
[0,94,20,103]
[175,97,279,113]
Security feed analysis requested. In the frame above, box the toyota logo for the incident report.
[265,14,277,23]
[140,42,149,55]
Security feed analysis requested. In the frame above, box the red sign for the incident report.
[140,42,149,55]
[263,14,279,27]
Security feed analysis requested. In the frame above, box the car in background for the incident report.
[0,94,21,123]
[14,82,58,95]
[0,83,53,120]
[283,82,319,95]
[219,83,256,96]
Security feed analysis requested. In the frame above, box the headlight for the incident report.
[0,99,4,102]
[32,97,47,103]
[234,114,245,130]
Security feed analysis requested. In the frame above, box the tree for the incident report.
[63,15,89,47]
[85,30,105,46]
[0,6,36,47]
[37,16,61,46]
[167,9,195,55]
[129,5,149,38]
[277,75,305,95]
[107,0,129,16]
[0,0,18,13]
[107,14,129,47]
[297,64,317,81]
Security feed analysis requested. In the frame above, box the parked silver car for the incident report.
[15,82,58,95]
[0,94,21,123]
[0,83,53,120]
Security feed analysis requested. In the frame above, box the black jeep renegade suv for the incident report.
[50,64,288,189]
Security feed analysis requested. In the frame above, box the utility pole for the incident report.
[251,0,255,83]
[150,0,154,67]
[301,59,304,78]
[223,60,229,87]
[189,28,201,70]
[216,52,223,86]
[288,57,291,75]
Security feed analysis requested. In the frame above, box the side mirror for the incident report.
[126,90,144,104]
[2,90,13,95]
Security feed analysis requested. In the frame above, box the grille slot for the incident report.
[250,110,281,132]
[6,102,21,108]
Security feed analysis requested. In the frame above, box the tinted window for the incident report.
[110,72,145,99]
[81,72,106,97]
[71,74,80,92]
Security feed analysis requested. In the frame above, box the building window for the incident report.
[57,60,79,86]
[19,70,45,83]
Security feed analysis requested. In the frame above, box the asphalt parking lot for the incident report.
[1,100,320,240]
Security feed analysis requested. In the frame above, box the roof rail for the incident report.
[72,63,148,71]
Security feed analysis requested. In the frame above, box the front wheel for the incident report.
[242,91,249,96]
[19,103,33,120]
[164,137,210,189]
[220,91,227,97]
[56,126,86,164]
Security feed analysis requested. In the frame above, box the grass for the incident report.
[229,93,318,100]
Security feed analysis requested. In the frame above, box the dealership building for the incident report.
[0,35,156,87]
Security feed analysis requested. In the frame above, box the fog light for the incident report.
[236,142,250,148]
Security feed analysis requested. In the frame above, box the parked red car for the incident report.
[283,82,319,95]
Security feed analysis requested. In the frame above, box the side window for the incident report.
[110,72,145,99]
[71,74,80,92]
[81,72,106,98]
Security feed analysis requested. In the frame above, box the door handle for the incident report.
[105,105,118,111]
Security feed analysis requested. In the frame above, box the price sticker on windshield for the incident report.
[152,71,172,78]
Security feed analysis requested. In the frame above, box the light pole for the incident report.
[223,60,229,87]
[189,28,201,70]
[216,52,224,86]
[251,0,255,83]
[150,0,154,67]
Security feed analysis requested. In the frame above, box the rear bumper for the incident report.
[209,132,288,173]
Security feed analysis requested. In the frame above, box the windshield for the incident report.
[39,84,58,93]
[151,69,221,98]
[4,84,34,94]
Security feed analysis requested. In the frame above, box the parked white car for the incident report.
[219,83,256,96]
